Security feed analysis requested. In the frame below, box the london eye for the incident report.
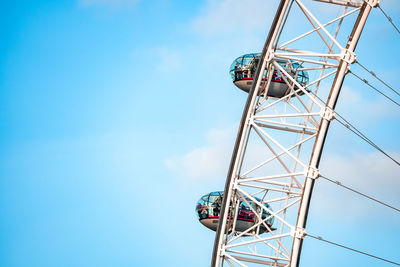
[195,0,400,266]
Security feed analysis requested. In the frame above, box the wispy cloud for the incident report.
[192,0,275,37]
[338,85,399,121]
[164,82,398,182]
[167,126,400,220]
[313,151,400,220]
[164,127,236,181]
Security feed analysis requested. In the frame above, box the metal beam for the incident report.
[289,1,374,266]
[312,0,362,7]
[210,0,292,266]
[254,122,316,135]
[233,256,287,266]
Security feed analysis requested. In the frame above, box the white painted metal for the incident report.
[211,1,292,265]
[312,0,362,7]
[290,2,375,265]
[211,0,376,266]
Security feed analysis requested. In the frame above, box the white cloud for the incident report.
[79,0,139,7]
[165,122,399,221]
[190,0,355,39]
[192,0,276,37]
[164,127,236,181]
[334,85,399,126]
[313,151,400,220]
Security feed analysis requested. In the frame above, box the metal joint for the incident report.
[340,49,356,64]
[248,117,255,125]
[233,179,239,189]
[320,107,335,121]
[305,166,320,179]
[364,0,380,7]
[265,50,274,62]
[293,227,306,239]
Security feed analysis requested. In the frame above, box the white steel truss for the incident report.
[211,0,378,266]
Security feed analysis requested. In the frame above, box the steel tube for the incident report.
[211,1,292,265]
[289,2,373,266]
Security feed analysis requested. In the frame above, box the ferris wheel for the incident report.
[195,0,400,266]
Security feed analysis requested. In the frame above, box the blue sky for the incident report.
[1,0,399,266]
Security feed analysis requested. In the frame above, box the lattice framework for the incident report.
[211,1,378,266]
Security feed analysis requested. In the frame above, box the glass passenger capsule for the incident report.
[229,53,309,98]
[195,191,274,234]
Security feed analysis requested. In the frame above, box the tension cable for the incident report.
[313,94,400,166]
[355,61,400,98]
[378,5,400,35]
[349,70,400,108]
[307,233,400,266]
[319,174,400,213]
[334,114,400,166]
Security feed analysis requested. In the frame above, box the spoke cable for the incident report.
[319,174,400,213]
[349,70,400,107]
[306,233,400,266]
[334,115,400,166]
[312,94,400,166]
[378,5,400,35]
[355,61,400,98]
